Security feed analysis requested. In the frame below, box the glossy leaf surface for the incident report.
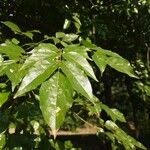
[2,21,21,33]
[62,34,78,43]
[14,43,59,97]
[64,44,90,59]
[15,60,58,98]
[40,72,73,137]
[20,43,57,70]
[63,51,97,81]
[61,60,93,100]
[0,42,24,59]
[93,48,137,78]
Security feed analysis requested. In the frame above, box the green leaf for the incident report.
[20,43,57,71]
[60,41,68,47]
[36,43,58,52]
[0,42,25,59]
[0,133,6,149]
[62,34,78,43]
[6,63,27,91]
[63,51,97,81]
[105,120,147,150]
[92,53,107,74]
[56,32,65,38]
[0,92,10,107]
[144,85,150,96]
[0,54,3,62]
[14,43,59,97]
[14,59,58,98]
[0,60,16,76]
[81,39,97,49]
[40,71,73,137]
[11,38,20,45]
[101,104,126,122]
[93,49,138,78]
[51,37,61,45]
[72,15,81,26]
[0,109,10,133]
[64,44,90,59]
[61,60,93,100]
[23,32,33,39]
[73,15,81,33]
[2,21,21,33]
[63,19,71,30]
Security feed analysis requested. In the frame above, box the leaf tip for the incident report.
[51,129,59,139]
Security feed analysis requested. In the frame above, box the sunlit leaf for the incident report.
[62,34,78,43]
[20,43,57,70]
[0,60,16,76]
[93,48,138,78]
[2,21,21,33]
[23,32,33,39]
[0,42,24,59]
[64,44,90,59]
[11,38,20,45]
[61,60,93,100]
[63,51,97,81]
[14,43,59,97]
[14,59,58,98]
[40,71,73,138]
[56,32,65,38]
[63,19,71,30]
[0,133,6,149]
[92,52,107,74]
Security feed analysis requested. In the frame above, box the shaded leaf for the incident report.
[101,104,126,122]
[105,120,146,150]
[0,92,10,107]
[61,60,93,100]
[0,110,10,133]
[40,72,73,137]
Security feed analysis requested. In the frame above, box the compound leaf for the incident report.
[40,71,73,138]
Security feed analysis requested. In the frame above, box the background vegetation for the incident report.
[0,0,150,149]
